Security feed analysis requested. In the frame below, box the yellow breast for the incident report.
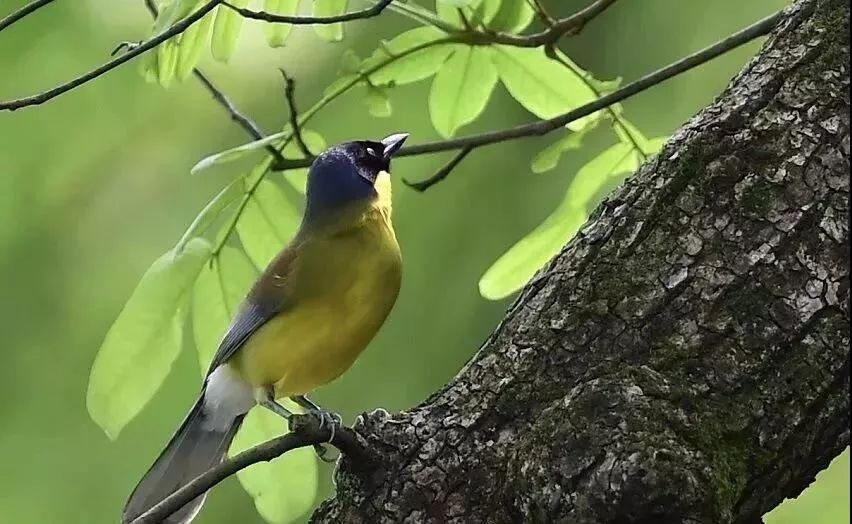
[231,180,401,397]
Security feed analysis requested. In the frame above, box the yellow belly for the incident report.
[230,214,401,398]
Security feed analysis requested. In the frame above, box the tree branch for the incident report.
[129,416,372,524]
[221,0,393,25]
[0,0,57,33]
[400,9,783,156]
[403,145,475,192]
[138,0,285,165]
[270,10,784,177]
[468,0,620,47]
[279,69,313,159]
[0,0,399,112]
[0,0,220,112]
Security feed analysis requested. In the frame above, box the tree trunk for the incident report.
[313,0,850,522]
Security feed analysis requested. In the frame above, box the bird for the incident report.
[121,133,409,524]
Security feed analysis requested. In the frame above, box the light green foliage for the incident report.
[176,179,244,250]
[211,0,249,62]
[176,6,216,80]
[313,0,348,42]
[429,46,498,138]
[263,0,300,47]
[365,27,454,86]
[142,0,200,86]
[491,45,599,130]
[237,178,301,269]
[436,0,476,7]
[531,124,596,174]
[437,0,500,27]
[365,84,392,117]
[191,134,283,174]
[231,409,318,524]
[480,135,667,299]
[86,238,212,439]
[489,0,535,32]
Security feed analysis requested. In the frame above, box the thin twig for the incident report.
[140,0,284,164]
[193,70,286,163]
[545,45,646,161]
[129,417,371,524]
[527,0,556,27]
[0,0,56,33]
[458,0,619,47]
[222,0,393,24]
[0,0,221,111]
[269,10,783,178]
[279,69,313,159]
[403,10,782,156]
[404,146,474,192]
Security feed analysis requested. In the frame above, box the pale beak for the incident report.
[381,133,409,160]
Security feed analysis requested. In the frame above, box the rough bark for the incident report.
[313,0,850,522]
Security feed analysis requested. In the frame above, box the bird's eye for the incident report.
[366,147,377,157]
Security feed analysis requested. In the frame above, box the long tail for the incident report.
[121,396,244,524]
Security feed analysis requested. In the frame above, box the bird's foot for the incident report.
[287,396,342,462]
[310,409,342,462]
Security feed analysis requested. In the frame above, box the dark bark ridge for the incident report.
[313,0,850,522]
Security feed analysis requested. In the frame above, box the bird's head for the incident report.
[304,133,408,222]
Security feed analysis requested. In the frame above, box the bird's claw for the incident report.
[304,410,341,462]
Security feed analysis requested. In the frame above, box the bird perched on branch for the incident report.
[122,133,409,524]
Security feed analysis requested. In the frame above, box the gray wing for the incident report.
[203,238,301,377]
[204,299,282,377]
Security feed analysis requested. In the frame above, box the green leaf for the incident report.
[480,143,640,299]
[613,118,649,151]
[491,45,598,130]
[263,0,300,47]
[191,126,324,177]
[323,74,358,97]
[192,246,256,372]
[472,0,502,25]
[340,49,361,75]
[86,238,212,439]
[231,408,318,523]
[176,5,216,80]
[530,124,596,174]
[211,0,248,62]
[237,179,301,269]
[429,45,498,138]
[489,0,534,32]
[437,0,475,6]
[141,0,200,86]
[365,84,392,117]
[176,178,242,251]
[366,27,454,86]
[437,0,500,27]
[157,40,180,87]
[313,0,348,42]
[191,132,286,174]
[152,0,200,34]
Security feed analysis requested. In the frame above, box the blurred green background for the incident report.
[0,1,847,523]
